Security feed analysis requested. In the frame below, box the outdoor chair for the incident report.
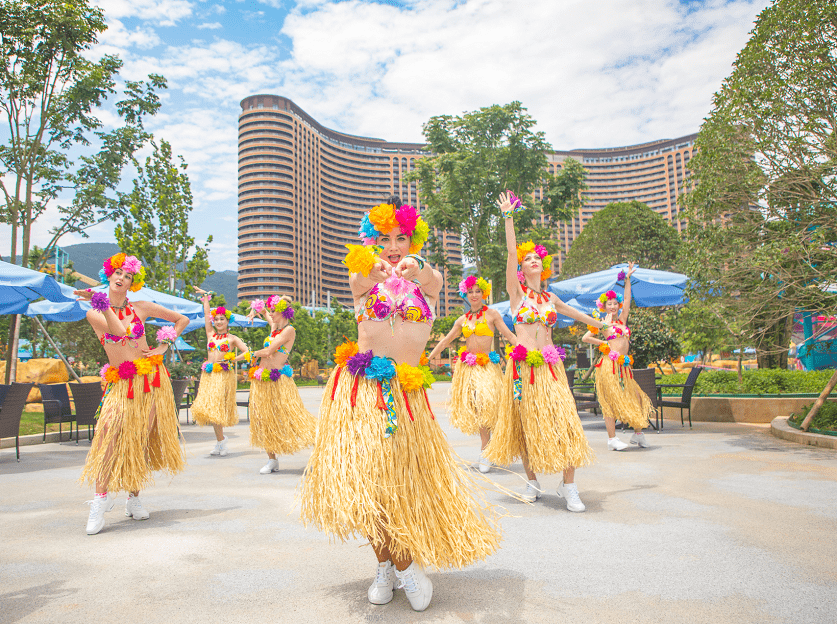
[170,379,190,424]
[567,368,599,414]
[576,349,592,370]
[631,368,660,432]
[39,383,74,442]
[0,382,34,461]
[657,366,703,428]
[70,382,103,443]
[0,384,8,407]
[182,379,200,424]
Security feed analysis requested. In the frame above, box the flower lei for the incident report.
[99,354,166,398]
[357,202,429,253]
[248,363,293,381]
[458,275,491,300]
[210,306,232,320]
[456,346,502,366]
[98,253,146,292]
[503,344,566,400]
[516,241,552,283]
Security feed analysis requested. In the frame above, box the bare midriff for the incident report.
[357,319,430,366]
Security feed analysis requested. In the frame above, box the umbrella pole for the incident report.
[4,314,21,383]
[33,316,81,383]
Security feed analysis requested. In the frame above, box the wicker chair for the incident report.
[70,382,103,443]
[39,383,74,442]
[0,383,34,461]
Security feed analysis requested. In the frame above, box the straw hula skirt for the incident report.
[485,350,594,474]
[300,365,501,569]
[595,358,653,430]
[192,367,238,427]
[249,370,315,455]
[449,351,503,434]
[80,360,185,493]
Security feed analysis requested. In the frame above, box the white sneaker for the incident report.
[630,432,648,448]
[367,560,397,605]
[607,436,629,451]
[210,439,222,455]
[219,436,228,456]
[85,494,114,535]
[478,454,492,474]
[521,479,541,503]
[259,459,279,474]
[125,495,150,520]
[395,562,433,612]
[557,481,586,513]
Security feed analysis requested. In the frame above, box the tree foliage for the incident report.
[628,308,682,370]
[0,0,166,269]
[114,140,212,296]
[561,201,681,278]
[681,0,837,368]
[410,102,586,299]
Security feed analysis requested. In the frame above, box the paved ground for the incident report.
[1,385,836,624]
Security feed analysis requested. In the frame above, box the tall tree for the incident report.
[410,102,585,299]
[114,140,212,296]
[561,201,681,278]
[681,0,837,376]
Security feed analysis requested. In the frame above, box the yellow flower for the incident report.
[105,368,121,384]
[420,351,429,366]
[368,203,398,236]
[110,252,126,269]
[135,358,153,376]
[396,363,424,392]
[599,344,610,354]
[516,241,536,264]
[334,340,359,366]
[343,245,378,277]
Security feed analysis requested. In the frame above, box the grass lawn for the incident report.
[18,410,89,438]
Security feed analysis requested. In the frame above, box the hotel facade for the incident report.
[237,94,695,307]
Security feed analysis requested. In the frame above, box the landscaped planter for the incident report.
[661,395,837,424]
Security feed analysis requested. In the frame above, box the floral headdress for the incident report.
[595,290,624,312]
[357,203,429,254]
[458,275,491,300]
[99,253,146,292]
[266,295,295,320]
[210,306,232,320]
[516,241,552,283]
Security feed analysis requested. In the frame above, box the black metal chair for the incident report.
[0,382,34,461]
[632,367,660,432]
[0,384,9,407]
[657,366,703,428]
[576,349,592,370]
[39,383,74,442]
[566,368,599,414]
[70,382,103,443]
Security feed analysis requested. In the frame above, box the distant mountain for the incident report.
[201,270,239,306]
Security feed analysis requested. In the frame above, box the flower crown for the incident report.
[210,306,232,320]
[266,295,295,320]
[516,241,552,283]
[99,253,145,292]
[458,275,491,300]
[358,203,429,254]
[596,290,624,311]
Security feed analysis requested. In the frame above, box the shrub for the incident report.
[657,369,835,395]
[789,402,837,432]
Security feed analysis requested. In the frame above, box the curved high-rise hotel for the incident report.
[237,94,695,306]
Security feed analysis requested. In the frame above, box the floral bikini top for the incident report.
[208,333,231,352]
[356,280,435,326]
[462,305,494,338]
[263,328,289,354]
[514,285,558,328]
[99,301,146,346]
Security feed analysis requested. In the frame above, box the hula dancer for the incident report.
[75,253,189,535]
[191,290,251,456]
[427,275,517,473]
[581,263,652,450]
[247,295,316,474]
[485,191,608,510]
[300,197,501,612]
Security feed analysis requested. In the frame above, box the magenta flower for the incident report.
[510,345,528,362]
[90,292,110,312]
[118,360,137,379]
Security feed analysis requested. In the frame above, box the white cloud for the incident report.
[97,18,161,50]
[92,0,195,26]
[196,22,223,30]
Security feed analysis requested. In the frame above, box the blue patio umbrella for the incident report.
[0,260,74,314]
[550,264,688,309]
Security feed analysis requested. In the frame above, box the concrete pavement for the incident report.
[2,385,836,624]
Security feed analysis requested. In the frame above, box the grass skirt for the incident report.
[192,370,238,427]
[300,367,502,569]
[485,361,594,474]
[449,361,503,434]
[595,360,653,430]
[249,377,316,455]
[80,372,184,493]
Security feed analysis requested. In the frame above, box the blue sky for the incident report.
[3,0,771,272]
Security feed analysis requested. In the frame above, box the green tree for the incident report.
[410,102,585,299]
[628,308,682,371]
[114,140,212,296]
[680,0,837,377]
[561,201,681,278]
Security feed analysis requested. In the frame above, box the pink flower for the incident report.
[458,279,468,293]
[266,295,280,310]
[517,270,525,283]
[99,365,109,381]
[250,299,265,313]
[541,344,561,364]
[510,345,528,362]
[464,352,477,366]
[362,236,377,246]
[121,256,142,274]
[605,290,617,300]
[395,205,418,237]
[384,275,412,297]
[464,275,477,290]
[460,351,469,362]
[534,245,548,258]
[609,352,619,361]
[101,259,114,277]
[156,326,177,343]
[118,360,137,379]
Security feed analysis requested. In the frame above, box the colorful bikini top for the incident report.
[605,319,632,340]
[263,328,289,354]
[514,285,558,328]
[208,333,231,352]
[100,301,145,346]
[462,305,494,338]
[356,280,435,326]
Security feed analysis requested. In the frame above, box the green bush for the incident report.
[789,402,837,432]
[657,369,835,395]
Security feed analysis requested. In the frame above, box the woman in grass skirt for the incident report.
[581,263,653,450]
[427,275,517,473]
[192,290,251,456]
[247,295,315,474]
[75,253,189,535]
[484,192,608,512]
[301,196,501,613]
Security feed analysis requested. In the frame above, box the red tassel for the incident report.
[612,361,616,374]
[331,366,341,401]
[530,365,535,385]
[512,363,519,380]
[165,366,170,378]
[549,363,557,380]
[595,358,603,368]
[403,391,415,421]
[152,367,161,387]
[143,375,150,393]
[376,381,386,410]
[350,374,360,407]
[127,377,134,399]
[423,389,435,420]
